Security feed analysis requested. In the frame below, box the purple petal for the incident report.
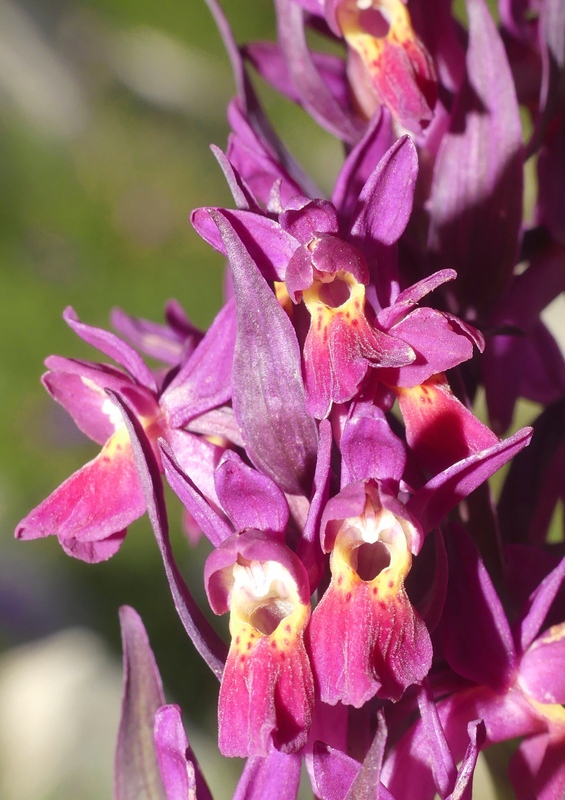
[211,208,318,496]
[408,427,533,534]
[161,299,236,427]
[167,429,224,508]
[244,40,349,111]
[227,98,316,205]
[345,711,389,800]
[515,553,565,652]
[114,606,166,800]
[191,207,298,282]
[417,681,456,798]
[210,144,260,211]
[232,748,302,800]
[340,403,406,486]
[154,705,212,800]
[312,742,359,800]
[442,524,517,692]
[63,307,157,392]
[111,305,203,367]
[160,439,232,547]
[446,720,485,800]
[376,270,458,330]
[274,0,362,144]
[279,198,339,244]
[348,136,418,249]
[214,450,289,535]
[427,0,523,312]
[108,391,227,678]
[519,622,565,704]
[332,108,393,224]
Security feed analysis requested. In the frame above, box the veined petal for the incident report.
[310,483,431,705]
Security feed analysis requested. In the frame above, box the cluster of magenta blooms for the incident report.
[16,0,565,797]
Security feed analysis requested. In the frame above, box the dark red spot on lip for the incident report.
[372,587,378,595]
[271,640,277,649]
[235,636,240,645]
[345,592,352,602]
[247,641,252,650]
[285,624,291,633]
[388,580,394,588]
[240,655,246,663]
[337,575,343,586]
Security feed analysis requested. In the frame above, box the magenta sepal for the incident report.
[160,440,232,548]
[244,40,349,115]
[274,0,363,144]
[232,747,302,800]
[296,418,333,592]
[226,98,314,207]
[108,391,227,679]
[110,301,203,368]
[209,143,261,212]
[160,298,236,428]
[214,450,289,538]
[417,680,457,798]
[340,404,406,488]
[348,135,419,251]
[191,207,297,282]
[115,606,166,800]
[331,108,393,225]
[514,552,565,653]
[63,306,158,393]
[153,705,212,800]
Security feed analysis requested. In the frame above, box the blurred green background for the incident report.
[0,0,341,797]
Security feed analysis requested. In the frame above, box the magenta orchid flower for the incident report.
[16,303,235,562]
